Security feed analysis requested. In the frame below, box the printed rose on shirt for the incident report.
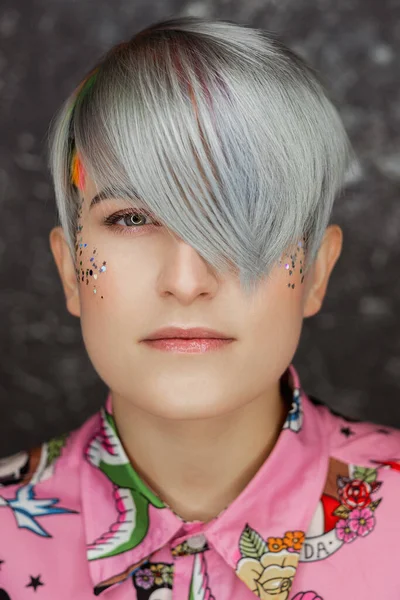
[339,478,380,510]
[334,466,382,544]
[236,525,305,599]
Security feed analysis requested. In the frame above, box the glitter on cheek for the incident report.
[279,239,306,290]
[73,199,106,299]
[83,247,108,298]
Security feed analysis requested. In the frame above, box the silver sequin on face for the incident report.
[279,240,306,290]
[74,196,107,298]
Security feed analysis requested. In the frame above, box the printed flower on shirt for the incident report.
[236,524,305,599]
[283,531,305,552]
[333,466,382,544]
[335,518,357,544]
[301,458,385,564]
[132,562,173,599]
[339,478,377,510]
[336,506,376,544]
[135,568,154,590]
[348,507,375,536]
[150,564,173,587]
[268,537,287,553]
[267,531,305,553]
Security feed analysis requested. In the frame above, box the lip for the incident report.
[142,326,234,341]
[142,338,234,353]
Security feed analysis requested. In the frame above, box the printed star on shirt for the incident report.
[0,559,4,570]
[340,426,355,437]
[26,575,44,592]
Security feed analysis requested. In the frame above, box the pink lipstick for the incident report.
[141,326,235,353]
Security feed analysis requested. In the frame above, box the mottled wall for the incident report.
[0,0,399,457]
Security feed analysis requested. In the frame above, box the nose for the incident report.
[157,238,219,304]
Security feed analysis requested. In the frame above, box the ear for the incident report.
[49,226,81,318]
[303,225,343,318]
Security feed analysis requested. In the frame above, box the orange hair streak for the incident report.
[70,148,86,190]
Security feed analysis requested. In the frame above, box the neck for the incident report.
[112,381,287,523]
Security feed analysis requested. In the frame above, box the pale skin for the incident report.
[50,173,342,522]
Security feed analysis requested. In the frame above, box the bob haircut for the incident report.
[48,16,352,295]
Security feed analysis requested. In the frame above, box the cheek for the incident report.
[251,290,304,347]
[77,248,153,346]
[250,259,305,320]
[245,267,306,356]
[77,256,152,393]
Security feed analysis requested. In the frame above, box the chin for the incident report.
[144,396,235,421]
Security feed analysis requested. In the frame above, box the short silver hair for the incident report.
[48,16,352,295]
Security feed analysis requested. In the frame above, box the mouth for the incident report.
[141,337,235,353]
[143,326,234,341]
[141,326,235,353]
[142,326,235,354]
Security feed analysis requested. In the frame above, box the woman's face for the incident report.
[50,172,341,420]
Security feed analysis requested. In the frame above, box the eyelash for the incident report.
[103,209,162,236]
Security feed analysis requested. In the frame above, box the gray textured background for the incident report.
[0,0,399,458]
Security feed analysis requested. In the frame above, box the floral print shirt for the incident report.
[1,364,400,600]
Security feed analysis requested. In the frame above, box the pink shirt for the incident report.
[1,364,400,600]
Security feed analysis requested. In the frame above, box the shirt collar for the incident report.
[80,364,330,596]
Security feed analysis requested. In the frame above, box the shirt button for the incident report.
[186,533,207,551]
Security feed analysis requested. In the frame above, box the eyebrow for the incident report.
[89,188,143,210]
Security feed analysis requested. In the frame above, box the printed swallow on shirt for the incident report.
[85,408,165,561]
[0,435,78,537]
[0,484,77,537]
